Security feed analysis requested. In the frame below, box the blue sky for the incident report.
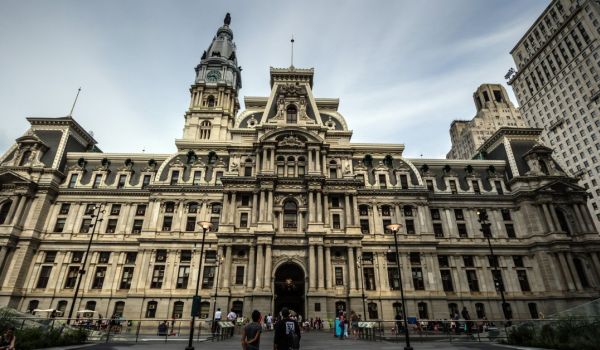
[0,0,549,158]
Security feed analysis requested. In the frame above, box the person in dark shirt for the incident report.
[273,308,301,350]
[242,310,262,350]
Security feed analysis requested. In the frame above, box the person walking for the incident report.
[242,310,262,350]
[461,306,473,335]
[338,312,345,340]
[227,308,238,337]
[273,308,301,350]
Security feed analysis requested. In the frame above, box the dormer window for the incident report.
[286,105,297,124]
[170,171,180,186]
[68,174,78,188]
[117,175,127,189]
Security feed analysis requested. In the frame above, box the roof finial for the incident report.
[224,13,231,26]
[290,35,295,68]
[68,87,82,118]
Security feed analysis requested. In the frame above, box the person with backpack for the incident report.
[242,310,262,350]
[273,308,300,350]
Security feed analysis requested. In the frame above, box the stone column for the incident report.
[229,192,237,224]
[222,246,233,288]
[325,247,333,289]
[394,203,402,227]
[5,196,18,225]
[347,247,356,290]
[344,195,351,228]
[580,204,595,232]
[376,253,388,290]
[317,245,324,289]
[558,253,576,291]
[308,150,313,172]
[247,245,256,289]
[0,247,8,275]
[549,204,562,231]
[590,253,600,283]
[264,245,272,290]
[573,204,587,232]
[321,153,327,176]
[542,204,555,232]
[270,149,275,172]
[308,191,315,223]
[251,192,258,225]
[315,150,321,173]
[11,196,27,226]
[316,192,323,223]
[371,204,381,234]
[352,195,359,226]
[200,201,208,221]
[221,193,230,225]
[255,245,264,290]
[309,245,316,289]
[323,194,330,226]
[256,152,261,173]
[259,190,265,222]
[262,149,268,172]
[267,190,273,222]
[566,253,583,290]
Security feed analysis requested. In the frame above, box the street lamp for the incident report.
[67,204,104,324]
[356,256,367,321]
[386,223,412,350]
[476,210,510,322]
[210,254,224,337]
[186,221,213,350]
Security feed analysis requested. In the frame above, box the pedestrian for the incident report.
[242,310,262,350]
[273,308,301,350]
[338,311,345,340]
[0,327,15,350]
[461,307,472,334]
[266,313,273,331]
[395,312,403,335]
[227,308,237,336]
[351,311,359,339]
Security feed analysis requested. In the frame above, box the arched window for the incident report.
[448,303,458,317]
[573,258,590,287]
[286,105,297,124]
[207,95,216,107]
[283,201,298,229]
[27,300,39,313]
[329,160,337,179]
[113,301,125,317]
[244,158,253,176]
[475,303,486,319]
[172,301,184,319]
[368,302,379,319]
[200,301,210,319]
[392,302,403,318]
[85,300,97,311]
[232,300,243,316]
[0,200,12,225]
[418,302,428,319]
[19,150,32,166]
[146,301,157,318]
[200,121,211,139]
[56,300,68,316]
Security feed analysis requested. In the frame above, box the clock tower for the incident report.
[178,13,242,147]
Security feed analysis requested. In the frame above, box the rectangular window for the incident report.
[71,251,84,263]
[412,267,425,290]
[405,219,415,234]
[449,180,457,194]
[472,180,480,194]
[356,174,365,187]
[132,219,143,234]
[388,267,401,290]
[244,166,252,176]
[379,174,387,189]
[409,252,421,265]
[136,204,146,216]
[120,266,134,289]
[215,171,223,183]
[142,174,151,189]
[426,180,434,191]
[330,168,337,179]
[162,216,173,231]
[315,303,321,312]
[463,255,474,267]
[92,266,106,289]
[44,251,57,263]
[156,250,167,262]
[151,265,165,288]
[438,255,449,267]
[235,266,245,285]
[54,218,66,233]
[68,174,78,188]
[240,213,248,228]
[457,223,468,238]
[513,256,524,268]
[364,267,376,290]
[186,216,196,231]
[492,270,505,291]
[440,270,454,292]
[495,181,503,194]
[331,196,340,208]
[386,252,397,263]
[359,206,369,216]
[85,204,96,215]
[105,218,117,233]
[59,203,71,215]
[210,216,219,231]
[433,223,444,238]
[176,266,190,289]
[335,267,344,285]
[92,174,102,188]
[430,209,440,220]
[180,250,192,262]
[454,209,464,220]
[201,266,216,289]
[383,219,392,233]
[332,214,341,229]
[36,266,53,288]
[505,224,516,238]
[117,175,126,189]
[98,252,110,263]
[403,206,413,216]
[193,171,202,185]
[517,270,531,291]
[110,204,121,216]
[360,219,370,234]
[79,218,92,233]
[466,270,479,292]
[170,171,179,185]
[400,175,409,189]
[241,195,250,206]
[381,206,391,216]
[64,266,79,289]
[501,209,511,221]
[125,252,137,264]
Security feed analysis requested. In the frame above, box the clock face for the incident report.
[206,70,221,82]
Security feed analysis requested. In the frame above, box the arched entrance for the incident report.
[274,262,305,318]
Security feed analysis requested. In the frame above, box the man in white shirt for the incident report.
[212,308,222,336]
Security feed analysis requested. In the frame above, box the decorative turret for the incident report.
[178,13,242,147]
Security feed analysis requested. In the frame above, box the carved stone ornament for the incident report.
[278,135,305,148]
[214,159,227,168]
[170,157,185,168]
[229,160,239,172]
[280,84,305,97]
[353,161,366,171]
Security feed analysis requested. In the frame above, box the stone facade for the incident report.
[1,14,600,323]
[447,84,525,160]
[508,0,600,231]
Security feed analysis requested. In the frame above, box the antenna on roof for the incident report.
[68,87,82,117]
[290,35,295,68]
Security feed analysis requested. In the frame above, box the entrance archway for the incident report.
[274,262,305,318]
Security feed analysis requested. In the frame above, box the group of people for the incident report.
[241,307,301,350]
[337,310,362,339]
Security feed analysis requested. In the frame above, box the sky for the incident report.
[0,0,550,159]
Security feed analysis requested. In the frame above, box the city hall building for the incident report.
[1,15,599,322]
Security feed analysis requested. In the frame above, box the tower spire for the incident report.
[290,35,295,68]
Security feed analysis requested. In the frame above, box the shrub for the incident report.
[507,318,600,350]
[15,327,88,350]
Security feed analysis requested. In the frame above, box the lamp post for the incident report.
[386,223,413,350]
[186,221,213,350]
[477,210,509,322]
[67,204,104,324]
[356,256,367,320]
[210,254,224,337]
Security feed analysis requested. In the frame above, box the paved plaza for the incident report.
[60,331,541,350]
